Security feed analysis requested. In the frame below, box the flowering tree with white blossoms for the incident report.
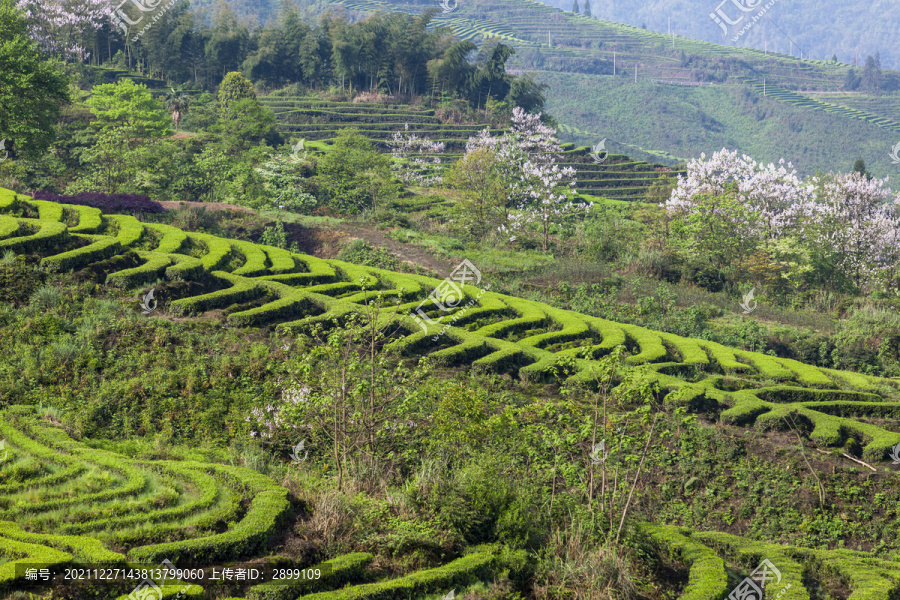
[387,124,445,187]
[665,148,900,295]
[799,171,900,292]
[665,148,814,248]
[466,107,588,252]
[15,0,114,62]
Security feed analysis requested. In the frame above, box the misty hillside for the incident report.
[532,0,900,70]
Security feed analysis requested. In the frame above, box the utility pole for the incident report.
[763,77,766,96]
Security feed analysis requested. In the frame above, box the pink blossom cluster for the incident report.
[388,124,446,186]
[665,148,900,291]
[665,148,813,240]
[16,0,114,62]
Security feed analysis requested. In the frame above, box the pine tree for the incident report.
[852,157,871,180]
[583,0,591,17]
[832,53,837,62]
[572,0,579,13]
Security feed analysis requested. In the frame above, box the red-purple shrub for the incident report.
[29,191,166,214]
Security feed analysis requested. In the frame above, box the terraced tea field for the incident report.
[0,405,513,599]
[742,81,900,134]
[257,96,505,154]
[260,96,677,199]
[4,188,900,598]
[337,0,849,90]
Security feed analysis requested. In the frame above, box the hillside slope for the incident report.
[334,0,900,176]
[3,188,900,461]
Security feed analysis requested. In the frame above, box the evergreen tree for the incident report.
[852,157,871,180]
[217,71,256,116]
[583,0,591,17]
[832,53,837,62]
[843,68,861,91]
[572,0,579,13]
[861,55,881,93]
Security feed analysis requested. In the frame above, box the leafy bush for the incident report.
[336,240,400,271]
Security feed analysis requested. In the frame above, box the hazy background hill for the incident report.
[533,0,900,70]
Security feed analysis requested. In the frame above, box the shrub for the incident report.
[247,553,374,600]
[0,218,68,254]
[336,240,400,271]
[41,236,123,273]
[642,524,728,600]
[169,272,264,316]
[105,252,172,288]
[127,466,291,564]
[297,550,498,600]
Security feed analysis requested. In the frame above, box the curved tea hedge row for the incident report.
[644,523,900,600]
[0,406,291,561]
[0,406,517,599]
[2,190,900,465]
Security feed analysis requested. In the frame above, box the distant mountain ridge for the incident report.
[533,0,900,70]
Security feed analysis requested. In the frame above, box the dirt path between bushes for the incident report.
[160,201,455,277]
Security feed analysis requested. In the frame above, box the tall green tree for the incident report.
[583,0,591,17]
[572,0,579,13]
[0,0,70,160]
[204,1,250,81]
[217,71,256,115]
[86,78,171,139]
[445,145,505,238]
[851,156,871,180]
[316,128,393,213]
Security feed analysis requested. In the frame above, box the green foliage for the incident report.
[336,239,400,271]
[642,524,728,600]
[0,0,70,160]
[40,235,122,274]
[86,79,172,138]
[316,128,394,214]
[298,550,499,600]
[246,553,374,600]
[218,72,257,116]
[127,465,291,564]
